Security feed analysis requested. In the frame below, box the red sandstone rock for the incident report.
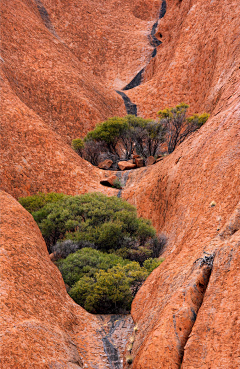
[122,98,240,368]
[135,157,144,168]
[0,0,240,367]
[100,175,120,187]
[128,0,240,121]
[145,156,156,166]
[0,191,107,368]
[118,161,137,171]
[98,159,113,170]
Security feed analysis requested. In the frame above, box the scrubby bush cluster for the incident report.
[72,115,166,167]
[19,192,165,313]
[72,104,209,168]
[58,247,161,313]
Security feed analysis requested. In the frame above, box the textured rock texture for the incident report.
[128,0,240,118]
[0,190,133,368]
[0,0,160,198]
[122,88,240,368]
[0,0,240,367]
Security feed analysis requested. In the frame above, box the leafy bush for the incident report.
[18,192,66,213]
[20,192,165,314]
[72,106,209,167]
[58,247,131,287]
[59,247,163,313]
[158,103,209,153]
[71,138,84,155]
[29,192,156,251]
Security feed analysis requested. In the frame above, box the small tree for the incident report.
[82,115,165,163]
[158,103,209,153]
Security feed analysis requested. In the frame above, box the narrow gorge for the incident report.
[1,0,239,368]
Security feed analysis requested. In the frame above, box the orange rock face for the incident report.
[122,93,240,368]
[118,161,137,171]
[1,0,240,367]
[128,0,240,119]
[0,190,133,368]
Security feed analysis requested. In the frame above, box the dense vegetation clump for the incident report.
[72,115,166,167]
[72,104,209,168]
[58,247,162,313]
[27,192,158,253]
[19,192,165,313]
[18,192,66,213]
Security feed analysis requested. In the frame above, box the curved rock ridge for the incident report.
[0,70,120,198]
[121,93,240,367]
[0,190,134,369]
[128,0,240,118]
[1,0,125,141]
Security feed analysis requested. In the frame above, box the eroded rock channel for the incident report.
[97,315,134,369]
[116,0,167,115]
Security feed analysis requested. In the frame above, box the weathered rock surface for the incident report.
[145,156,156,166]
[0,0,240,367]
[135,157,144,168]
[122,96,240,367]
[128,0,240,119]
[0,190,133,368]
[0,70,123,199]
[98,159,113,170]
[100,174,119,187]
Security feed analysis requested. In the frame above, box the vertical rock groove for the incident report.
[117,1,167,114]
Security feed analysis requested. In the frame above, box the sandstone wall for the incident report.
[0,190,125,368]
[122,79,240,368]
[128,0,240,118]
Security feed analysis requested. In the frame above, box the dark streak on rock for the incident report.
[159,0,167,19]
[190,308,197,323]
[122,68,145,90]
[33,0,59,37]
[121,0,167,95]
[116,90,137,116]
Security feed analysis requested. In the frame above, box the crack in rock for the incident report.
[122,68,145,91]
[175,253,215,365]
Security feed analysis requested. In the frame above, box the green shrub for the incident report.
[18,192,66,213]
[57,247,131,286]
[112,178,122,189]
[64,248,156,313]
[77,115,165,164]
[27,192,156,251]
[71,138,84,155]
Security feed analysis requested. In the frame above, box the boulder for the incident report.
[100,175,120,187]
[98,159,113,169]
[135,157,144,168]
[146,156,156,166]
[156,157,163,163]
[118,161,137,171]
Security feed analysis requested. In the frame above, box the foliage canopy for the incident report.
[59,247,163,313]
